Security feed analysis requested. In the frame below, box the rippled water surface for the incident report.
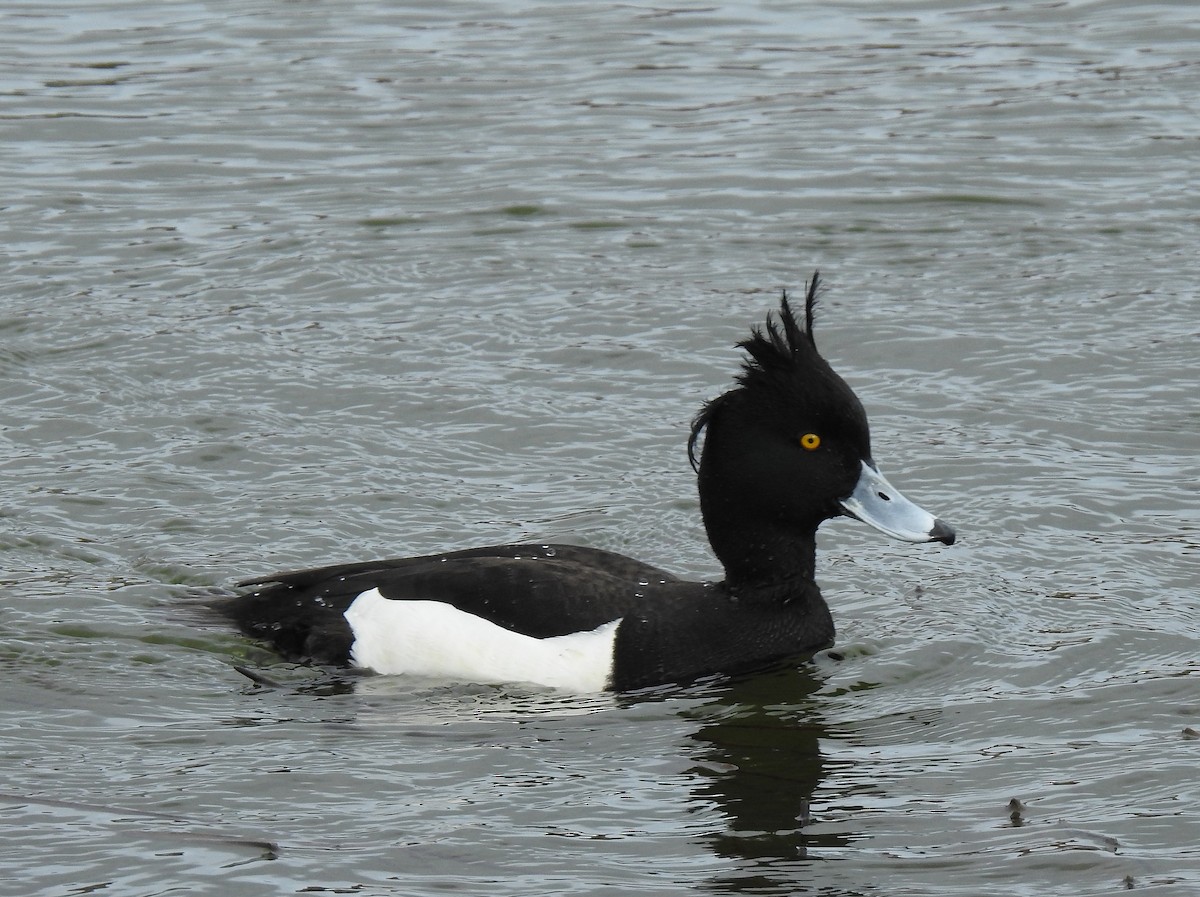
[3,2,1198,895]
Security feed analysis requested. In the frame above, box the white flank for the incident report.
[343,588,620,692]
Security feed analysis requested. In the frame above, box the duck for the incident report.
[220,273,955,692]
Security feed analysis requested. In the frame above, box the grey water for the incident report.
[2,1,1198,895]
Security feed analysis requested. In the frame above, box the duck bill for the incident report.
[839,461,956,545]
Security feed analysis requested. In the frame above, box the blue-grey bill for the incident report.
[839,461,956,545]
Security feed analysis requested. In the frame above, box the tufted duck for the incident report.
[221,274,955,691]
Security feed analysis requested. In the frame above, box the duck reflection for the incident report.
[677,665,853,893]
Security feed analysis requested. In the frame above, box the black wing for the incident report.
[223,543,681,666]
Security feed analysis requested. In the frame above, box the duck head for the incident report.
[688,273,954,586]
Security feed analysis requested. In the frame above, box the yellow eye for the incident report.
[799,433,821,451]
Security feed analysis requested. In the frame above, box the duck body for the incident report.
[221,274,954,692]
[230,541,833,691]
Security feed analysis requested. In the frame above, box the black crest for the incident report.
[735,271,820,381]
[688,272,823,472]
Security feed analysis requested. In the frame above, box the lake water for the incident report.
[2,1,1198,895]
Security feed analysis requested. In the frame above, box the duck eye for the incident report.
[799,433,821,451]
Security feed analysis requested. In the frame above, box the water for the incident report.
[2,1,1197,894]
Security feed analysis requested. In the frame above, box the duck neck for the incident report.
[708,519,820,597]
